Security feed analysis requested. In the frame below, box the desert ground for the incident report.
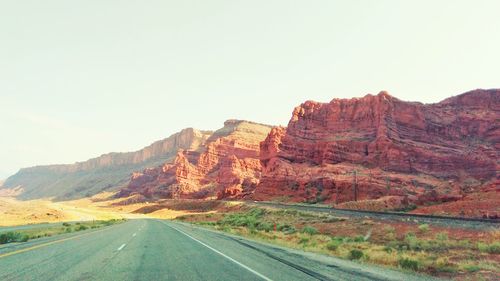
[0,192,197,226]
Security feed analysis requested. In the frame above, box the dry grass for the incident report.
[180,206,500,280]
[0,194,227,226]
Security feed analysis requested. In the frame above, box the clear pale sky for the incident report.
[1,1,499,179]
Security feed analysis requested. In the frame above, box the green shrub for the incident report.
[277,224,296,234]
[0,232,29,244]
[301,226,319,235]
[62,222,71,227]
[463,265,481,272]
[353,235,365,242]
[384,226,396,240]
[404,232,421,250]
[477,242,500,254]
[256,222,273,232]
[418,224,429,233]
[76,225,88,231]
[299,236,310,245]
[436,232,448,242]
[326,240,341,251]
[399,258,419,271]
[19,234,29,242]
[348,249,364,260]
[218,208,266,229]
[0,233,9,244]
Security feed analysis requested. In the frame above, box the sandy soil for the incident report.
[0,192,193,226]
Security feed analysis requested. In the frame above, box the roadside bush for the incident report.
[349,249,364,260]
[218,208,265,229]
[19,234,29,242]
[477,242,500,254]
[0,232,29,244]
[434,257,457,273]
[462,264,481,273]
[404,232,420,250]
[326,240,341,251]
[436,232,448,242]
[384,226,396,240]
[62,222,71,227]
[353,235,365,242]
[418,224,429,233]
[299,236,310,245]
[76,225,88,231]
[398,258,419,271]
[277,224,296,234]
[301,226,319,235]
[256,222,273,232]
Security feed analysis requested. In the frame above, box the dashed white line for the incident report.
[117,244,126,251]
[165,222,273,281]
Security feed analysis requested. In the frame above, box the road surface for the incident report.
[0,219,438,281]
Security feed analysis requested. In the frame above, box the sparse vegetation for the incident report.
[0,219,125,245]
[0,232,29,244]
[399,257,419,271]
[418,224,429,233]
[177,205,500,280]
[302,226,319,235]
[477,242,500,254]
[348,249,364,260]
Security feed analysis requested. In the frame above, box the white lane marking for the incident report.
[117,244,126,251]
[132,233,137,237]
[166,222,273,281]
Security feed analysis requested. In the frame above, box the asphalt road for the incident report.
[0,219,438,281]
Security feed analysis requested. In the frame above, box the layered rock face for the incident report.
[255,89,499,211]
[2,128,212,200]
[118,120,272,199]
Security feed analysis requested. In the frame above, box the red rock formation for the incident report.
[255,89,499,214]
[2,128,212,200]
[118,120,272,199]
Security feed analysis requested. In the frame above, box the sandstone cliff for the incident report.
[255,89,499,215]
[118,120,272,199]
[1,128,212,200]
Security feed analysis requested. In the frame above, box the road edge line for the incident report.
[162,221,273,281]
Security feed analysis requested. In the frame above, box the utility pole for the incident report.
[353,170,358,202]
[335,182,339,205]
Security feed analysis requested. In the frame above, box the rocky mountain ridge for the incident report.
[2,128,212,200]
[117,120,272,199]
[254,89,499,216]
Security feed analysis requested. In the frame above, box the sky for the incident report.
[1,0,499,179]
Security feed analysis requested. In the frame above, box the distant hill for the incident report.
[118,120,272,200]
[1,128,212,200]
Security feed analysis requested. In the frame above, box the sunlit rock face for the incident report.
[255,89,499,211]
[2,128,212,200]
[118,120,272,199]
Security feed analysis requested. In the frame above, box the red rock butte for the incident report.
[118,120,272,200]
[119,89,499,218]
[254,89,499,217]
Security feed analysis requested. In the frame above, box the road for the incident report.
[250,201,500,230]
[0,219,438,281]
